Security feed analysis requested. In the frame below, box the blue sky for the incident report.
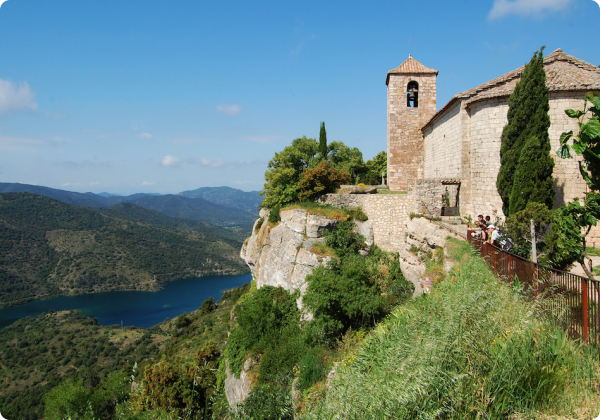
[0,0,598,195]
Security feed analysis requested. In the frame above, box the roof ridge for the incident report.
[386,56,438,85]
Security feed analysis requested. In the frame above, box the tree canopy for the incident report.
[497,47,553,217]
[261,136,378,208]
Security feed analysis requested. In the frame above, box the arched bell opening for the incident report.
[407,81,419,108]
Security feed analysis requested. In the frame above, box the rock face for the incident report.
[399,216,463,295]
[224,359,255,408]
[243,208,344,296]
[229,207,375,407]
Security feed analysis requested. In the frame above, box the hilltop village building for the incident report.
[386,49,600,243]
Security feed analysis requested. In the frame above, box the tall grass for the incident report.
[299,238,600,419]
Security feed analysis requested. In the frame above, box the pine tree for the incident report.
[496,47,552,216]
[319,122,327,161]
[508,135,554,215]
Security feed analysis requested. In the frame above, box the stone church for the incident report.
[386,48,600,242]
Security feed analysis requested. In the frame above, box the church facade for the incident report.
[386,49,600,242]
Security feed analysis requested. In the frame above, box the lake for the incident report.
[0,273,252,330]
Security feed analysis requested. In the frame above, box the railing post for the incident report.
[494,248,498,273]
[533,262,538,299]
[583,278,589,344]
[508,253,512,284]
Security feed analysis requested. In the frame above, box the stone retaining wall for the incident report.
[320,193,416,253]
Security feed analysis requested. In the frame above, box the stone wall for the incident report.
[414,179,459,217]
[320,193,416,253]
[423,101,463,179]
[387,72,437,192]
[422,91,600,246]
[462,97,507,221]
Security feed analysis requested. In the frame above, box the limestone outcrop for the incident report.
[399,216,463,295]
[224,359,255,408]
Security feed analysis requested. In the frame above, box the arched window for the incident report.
[407,81,419,108]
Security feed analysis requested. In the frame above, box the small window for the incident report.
[407,81,419,108]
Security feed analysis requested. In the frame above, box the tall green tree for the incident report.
[508,134,554,215]
[319,122,328,161]
[497,47,552,216]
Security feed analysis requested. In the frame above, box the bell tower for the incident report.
[386,56,438,191]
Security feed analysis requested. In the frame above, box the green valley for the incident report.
[0,193,248,308]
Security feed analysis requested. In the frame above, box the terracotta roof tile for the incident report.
[423,49,600,130]
[386,56,438,85]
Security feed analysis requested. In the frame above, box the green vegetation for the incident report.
[497,47,553,217]
[509,134,554,215]
[223,218,413,418]
[297,161,351,202]
[299,238,600,419]
[261,135,386,208]
[0,193,247,308]
[547,93,600,276]
[318,122,327,161]
[0,283,250,420]
[0,311,167,419]
[282,201,367,221]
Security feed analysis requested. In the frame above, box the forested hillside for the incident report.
[0,284,249,420]
[0,310,167,419]
[0,193,248,308]
[0,183,260,231]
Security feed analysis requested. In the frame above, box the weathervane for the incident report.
[409,38,412,58]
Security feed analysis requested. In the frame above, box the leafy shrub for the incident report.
[254,217,265,233]
[268,205,281,224]
[232,384,293,420]
[298,161,351,201]
[226,286,301,376]
[324,219,364,258]
[304,254,388,342]
[350,207,368,221]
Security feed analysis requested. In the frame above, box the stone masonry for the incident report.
[387,56,438,192]
[320,193,415,253]
[409,49,600,246]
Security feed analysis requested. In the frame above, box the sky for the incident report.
[0,0,599,195]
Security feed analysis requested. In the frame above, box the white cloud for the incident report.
[488,0,572,19]
[161,155,181,167]
[142,181,155,186]
[0,135,41,151]
[140,132,153,139]
[0,79,38,117]
[187,157,225,167]
[216,104,242,116]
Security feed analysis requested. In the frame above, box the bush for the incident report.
[324,219,364,258]
[268,205,281,224]
[226,286,301,376]
[298,161,351,201]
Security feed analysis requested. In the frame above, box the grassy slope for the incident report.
[300,238,600,419]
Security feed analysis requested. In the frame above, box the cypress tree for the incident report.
[508,135,554,215]
[319,122,327,161]
[496,47,552,216]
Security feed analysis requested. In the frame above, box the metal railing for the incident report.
[467,234,600,346]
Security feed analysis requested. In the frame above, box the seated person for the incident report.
[488,224,500,245]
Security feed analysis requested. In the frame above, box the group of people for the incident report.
[471,214,500,245]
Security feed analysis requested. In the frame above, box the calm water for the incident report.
[0,273,251,330]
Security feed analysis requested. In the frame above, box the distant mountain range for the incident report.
[0,183,262,232]
[0,192,250,308]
